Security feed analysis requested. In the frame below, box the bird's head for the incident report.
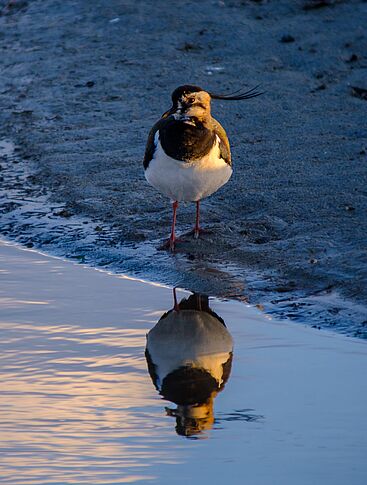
[167,84,263,121]
[171,85,211,120]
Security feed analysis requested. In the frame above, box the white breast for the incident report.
[145,134,232,202]
[146,310,233,390]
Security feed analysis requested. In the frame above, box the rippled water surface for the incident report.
[0,241,366,485]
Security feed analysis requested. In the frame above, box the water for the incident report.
[0,241,366,484]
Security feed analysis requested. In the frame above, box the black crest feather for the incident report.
[171,85,203,104]
[210,85,263,100]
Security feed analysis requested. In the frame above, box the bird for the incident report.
[145,289,233,437]
[143,83,262,250]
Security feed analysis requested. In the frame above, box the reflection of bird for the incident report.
[143,84,262,250]
[145,290,233,437]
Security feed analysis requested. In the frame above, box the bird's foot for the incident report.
[158,237,184,252]
[185,227,213,239]
[159,239,174,251]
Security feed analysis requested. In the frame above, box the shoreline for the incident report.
[0,138,366,339]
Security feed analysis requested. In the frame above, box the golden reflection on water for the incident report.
[0,298,50,307]
[0,319,184,484]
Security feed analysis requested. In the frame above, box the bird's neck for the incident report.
[172,108,211,126]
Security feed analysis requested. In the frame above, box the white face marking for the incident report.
[182,118,196,126]
[172,112,195,124]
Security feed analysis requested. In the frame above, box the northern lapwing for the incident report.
[143,84,262,250]
[145,290,233,437]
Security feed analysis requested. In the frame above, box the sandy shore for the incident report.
[0,0,366,336]
[0,239,366,484]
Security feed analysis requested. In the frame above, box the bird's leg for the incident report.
[169,201,179,250]
[190,200,212,238]
[159,201,181,251]
[194,200,200,239]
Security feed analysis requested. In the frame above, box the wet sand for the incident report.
[0,239,366,484]
[0,0,366,336]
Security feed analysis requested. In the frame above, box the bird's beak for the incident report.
[209,85,263,100]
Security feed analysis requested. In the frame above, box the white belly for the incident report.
[145,137,232,202]
[146,309,233,390]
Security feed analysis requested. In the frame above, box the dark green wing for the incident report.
[212,118,231,167]
[143,111,173,170]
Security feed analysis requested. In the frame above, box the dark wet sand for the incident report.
[0,0,366,336]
